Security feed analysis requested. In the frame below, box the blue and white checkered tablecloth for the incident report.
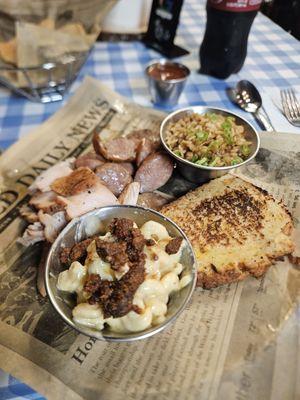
[0,0,300,398]
[1,0,300,150]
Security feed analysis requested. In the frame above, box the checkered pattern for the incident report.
[0,374,45,400]
[1,0,300,397]
[1,0,300,150]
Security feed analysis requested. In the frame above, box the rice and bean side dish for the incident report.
[164,112,252,167]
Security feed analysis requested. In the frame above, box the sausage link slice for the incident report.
[136,138,161,166]
[93,132,137,162]
[95,163,132,196]
[134,152,173,193]
[137,192,171,211]
[127,129,160,147]
[119,162,135,176]
[75,152,105,170]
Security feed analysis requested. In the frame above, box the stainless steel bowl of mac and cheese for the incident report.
[45,205,197,342]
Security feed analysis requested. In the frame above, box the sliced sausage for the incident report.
[134,152,174,193]
[127,129,161,166]
[137,192,171,211]
[95,163,132,196]
[75,152,105,170]
[127,129,160,147]
[136,138,160,166]
[93,133,137,163]
[119,162,135,176]
[93,131,102,155]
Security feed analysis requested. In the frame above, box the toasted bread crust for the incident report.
[161,175,294,289]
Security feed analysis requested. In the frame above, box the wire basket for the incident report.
[0,52,89,103]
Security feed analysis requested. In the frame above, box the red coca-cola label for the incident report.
[208,0,262,12]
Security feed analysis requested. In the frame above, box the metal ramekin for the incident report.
[160,106,260,183]
[145,59,190,107]
[45,205,196,342]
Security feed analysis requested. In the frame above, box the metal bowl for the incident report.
[45,205,196,342]
[145,59,190,107]
[160,106,260,183]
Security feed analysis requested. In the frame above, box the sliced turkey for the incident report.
[29,158,74,193]
[57,181,118,219]
[50,167,98,197]
[18,222,45,246]
[29,190,64,214]
[19,205,38,223]
[38,210,67,243]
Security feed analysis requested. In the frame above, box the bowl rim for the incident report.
[145,59,191,84]
[160,106,260,171]
[45,204,197,342]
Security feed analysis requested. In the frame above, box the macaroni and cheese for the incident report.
[57,218,191,334]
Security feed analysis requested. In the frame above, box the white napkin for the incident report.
[260,87,300,134]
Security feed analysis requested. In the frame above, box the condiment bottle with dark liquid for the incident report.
[200,0,262,79]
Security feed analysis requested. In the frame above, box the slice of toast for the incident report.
[161,175,294,289]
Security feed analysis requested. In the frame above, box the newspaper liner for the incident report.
[0,77,299,400]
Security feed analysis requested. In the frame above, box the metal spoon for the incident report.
[227,80,274,131]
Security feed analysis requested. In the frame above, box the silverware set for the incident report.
[227,79,300,130]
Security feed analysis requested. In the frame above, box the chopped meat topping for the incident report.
[109,217,147,261]
[60,247,71,265]
[165,237,183,255]
[89,280,114,305]
[86,258,146,318]
[109,218,134,240]
[82,218,147,318]
[84,273,102,294]
[70,238,95,263]
[59,237,96,265]
[128,228,146,261]
[95,239,129,271]
[102,257,145,318]
[61,218,148,318]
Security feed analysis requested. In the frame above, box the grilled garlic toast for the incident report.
[161,175,294,289]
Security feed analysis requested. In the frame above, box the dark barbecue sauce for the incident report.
[148,63,188,81]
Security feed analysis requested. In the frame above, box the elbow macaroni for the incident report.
[57,261,87,293]
[57,220,190,334]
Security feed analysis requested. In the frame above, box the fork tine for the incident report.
[288,89,300,118]
[285,89,296,120]
[281,90,292,122]
[285,89,297,119]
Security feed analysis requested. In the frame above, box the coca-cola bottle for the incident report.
[199,0,262,79]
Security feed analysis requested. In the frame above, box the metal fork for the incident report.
[280,88,300,127]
